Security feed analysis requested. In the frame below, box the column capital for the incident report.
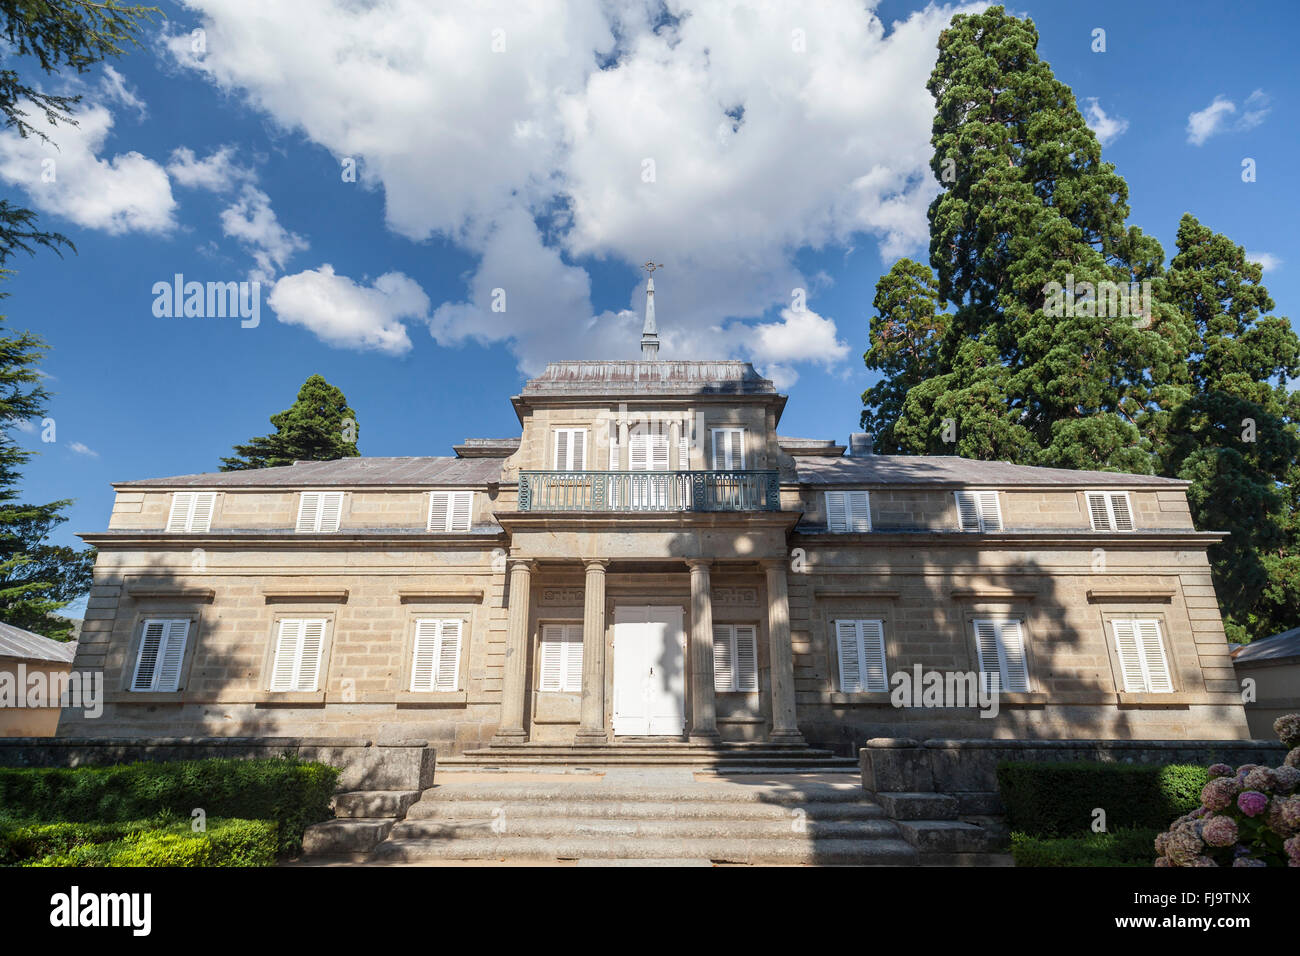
[507,558,535,573]
[583,558,611,572]
[685,558,713,572]
[759,557,788,572]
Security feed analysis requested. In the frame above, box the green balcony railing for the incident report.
[518,470,780,512]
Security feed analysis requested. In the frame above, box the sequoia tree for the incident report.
[221,374,361,470]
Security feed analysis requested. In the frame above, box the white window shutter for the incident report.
[825,491,848,533]
[609,422,621,470]
[1111,620,1146,692]
[860,620,888,692]
[297,620,326,691]
[436,620,462,691]
[318,492,343,532]
[166,495,190,532]
[847,490,872,532]
[1136,620,1171,692]
[1086,492,1111,530]
[630,431,648,471]
[154,620,190,692]
[977,491,1002,531]
[131,620,167,690]
[836,620,862,692]
[955,491,981,531]
[679,425,691,469]
[572,430,586,470]
[564,625,583,692]
[410,620,440,692]
[555,430,569,470]
[712,624,734,692]
[651,432,669,471]
[449,492,473,531]
[734,624,758,692]
[189,492,215,532]
[998,620,1029,692]
[973,620,1002,693]
[270,619,327,692]
[1110,493,1134,531]
[540,623,564,691]
[428,492,450,531]
[296,493,321,532]
[270,620,302,691]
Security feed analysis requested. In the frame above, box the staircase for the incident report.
[438,740,859,772]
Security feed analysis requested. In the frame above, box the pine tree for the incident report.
[1163,214,1300,641]
[221,375,361,470]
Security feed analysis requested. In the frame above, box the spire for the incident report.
[640,261,662,359]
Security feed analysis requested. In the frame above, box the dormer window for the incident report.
[295,492,344,532]
[955,490,1002,532]
[825,490,871,532]
[428,491,474,532]
[1086,492,1135,531]
[166,492,216,532]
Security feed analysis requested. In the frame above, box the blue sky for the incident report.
[4,0,1297,613]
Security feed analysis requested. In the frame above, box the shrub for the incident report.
[0,756,337,853]
[996,761,1209,837]
[2,818,278,867]
[1010,827,1159,867]
[1154,714,1300,867]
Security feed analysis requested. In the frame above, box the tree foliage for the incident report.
[221,375,361,471]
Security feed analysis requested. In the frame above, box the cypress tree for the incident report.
[221,375,361,471]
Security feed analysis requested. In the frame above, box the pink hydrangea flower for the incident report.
[1237,790,1269,817]
[1201,815,1238,847]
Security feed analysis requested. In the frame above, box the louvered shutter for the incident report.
[859,620,888,692]
[270,620,302,691]
[1109,493,1134,531]
[436,620,462,691]
[449,492,473,531]
[270,619,326,692]
[318,492,343,532]
[998,621,1029,692]
[297,620,326,691]
[955,491,981,531]
[712,429,744,470]
[540,623,564,691]
[651,432,669,471]
[555,430,569,470]
[609,422,620,469]
[825,491,849,532]
[1136,620,1171,692]
[734,624,758,691]
[836,620,863,692]
[564,626,583,692]
[296,493,321,532]
[1086,493,1111,530]
[679,424,691,469]
[630,431,648,471]
[189,492,216,532]
[847,490,871,532]
[166,495,190,532]
[1111,620,1147,692]
[154,620,189,692]
[131,620,167,690]
[410,620,440,691]
[713,624,734,691]
[977,491,1002,531]
[973,620,1002,693]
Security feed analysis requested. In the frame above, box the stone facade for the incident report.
[60,358,1251,756]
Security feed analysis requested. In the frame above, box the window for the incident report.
[713,624,758,692]
[269,619,328,692]
[554,429,587,471]
[834,620,888,692]
[428,491,474,532]
[165,492,216,532]
[410,619,463,692]
[1111,619,1172,693]
[295,492,344,532]
[825,490,871,532]
[955,490,1002,532]
[1086,491,1135,531]
[711,428,745,470]
[130,619,190,692]
[629,427,670,471]
[539,623,583,692]
[972,619,1030,693]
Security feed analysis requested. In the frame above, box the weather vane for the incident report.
[641,261,664,275]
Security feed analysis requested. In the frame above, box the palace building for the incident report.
[60,279,1250,756]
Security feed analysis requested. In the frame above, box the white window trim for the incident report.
[955,490,1002,532]
[539,622,583,692]
[711,427,746,471]
[834,619,888,693]
[1111,619,1173,693]
[712,623,758,692]
[972,618,1030,693]
[824,490,872,533]
[410,618,463,692]
[553,428,587,471]
[427,490,474,532]
[1085,491,1136,532]
[130,619,190,692]
[295,491,345,533]
[165,491,217,533]
[268,618,328,692]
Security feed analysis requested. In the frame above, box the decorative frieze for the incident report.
[540,587,585,605]
[711,586,758,606]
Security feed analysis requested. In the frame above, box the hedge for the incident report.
[996,761,1208,837]
[0,757,338,853]
[0,817,277,867]
[1010,827,1159,867]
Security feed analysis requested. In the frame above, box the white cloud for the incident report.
[1083,98,1128,146]
[167,145,253,192]
[219,185,308,282]
[6,417,36,434]
[99,66,147,119]
[68,441,98,457]
[0,98,175,234]
[1187,90,1270,146]
[167,0,974,373]
[1246,251,1281,273]
[268,264,424,355]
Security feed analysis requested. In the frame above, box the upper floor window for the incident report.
[825,490,871,532]
[629,427,670,471]
[539,623,583,692]
[166,492,216,532]
[1086,491,1135,531]
[411,618,463,692]
[554,428,587,471]
[428,491,473,532]
[130,619,190,692]
[711,428,745,470]
[712,623,758,692]
[1111,619,1172,693]
[835,619,888,692]
[955,490,1002,532]
[269,618,328,692]
[295,492,344,532]
[972,619,1029,693]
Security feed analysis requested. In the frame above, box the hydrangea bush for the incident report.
[1154,714,1300,867]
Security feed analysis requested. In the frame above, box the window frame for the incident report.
[409,617,465,692]
[954,490,1002,532]
[295,491,345,533]
[266,616,332,693]
[427,490,474,532]
[165,491,217,533]
[832,618,889,693]
[128,616,195,693]
[712,622,759,693]
[538,621,584,693]
[710,427,746,471]
[970,617,1031,694]
[824,490,872,533]
[553,428,588,471]
[1085,491,1136,532]
[1108,617,1174,693]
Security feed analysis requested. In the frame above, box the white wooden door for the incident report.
[612,605,685,735]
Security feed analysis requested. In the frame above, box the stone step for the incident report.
[406,799,886,822]
[332,790,421,819]
[437,764,859,775]
[441,754,858,768]
[391,817,901,840]
[874,792,960,821]
[410,782,873,806]
[302,818,394,855]
[370,835,919,865]
[895,820,998,854]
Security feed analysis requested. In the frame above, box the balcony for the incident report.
[518,470,780,513]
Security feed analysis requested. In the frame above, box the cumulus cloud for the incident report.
[1187,90,1270,146]
[1083,98,1128,146]
[68,441,98,457]
[166,0,974,373]
[219,185,309,282]
[167,145,253,192]
[99,66,147,119]
[1246,251,1281,273]
[0,98,175,234]
[268,264,425,355]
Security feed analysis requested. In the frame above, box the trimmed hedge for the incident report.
[0,757,338,853]
[0,817,277,867]
[1010,827,1159,867]
[996,761,1208,837]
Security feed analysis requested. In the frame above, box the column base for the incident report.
[768,729,806,746]
[688,731,721,744]
[490,729,528,747]
[572,730,609,746]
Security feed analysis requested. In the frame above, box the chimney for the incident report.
[849,432,874,456]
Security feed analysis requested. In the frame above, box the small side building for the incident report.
[0,622,78,737]
[1232,627,1300,739]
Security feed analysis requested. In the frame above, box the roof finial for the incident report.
[640,261,662,359]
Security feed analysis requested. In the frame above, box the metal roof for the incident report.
[794,455,1187,487]
[519,361,779,397]
[1232,627,1300,663]
[0,622,78,663]
[116,456,504,489]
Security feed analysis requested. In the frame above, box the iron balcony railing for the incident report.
[518,470,780,512]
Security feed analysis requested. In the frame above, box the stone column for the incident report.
[492,559,533,744]
[668,420,680,471]
[575,559,610,745]
[762,559,804,743]
[618,419,629,472]
[687,559,719,740]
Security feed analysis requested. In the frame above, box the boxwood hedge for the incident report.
[1,817,277,867]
